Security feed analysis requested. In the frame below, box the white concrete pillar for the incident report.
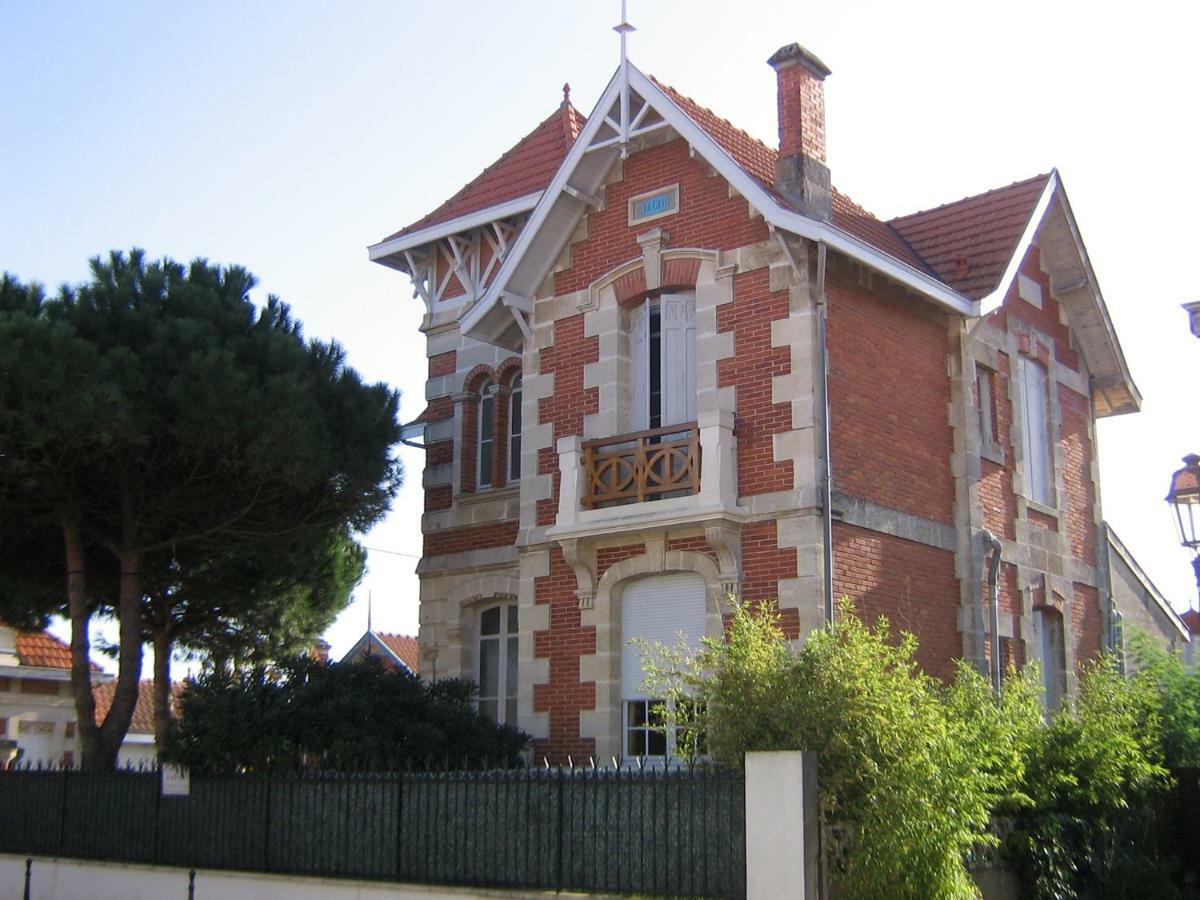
[555,435,583,529]
[745,750,819,899]
[698,409,737,508]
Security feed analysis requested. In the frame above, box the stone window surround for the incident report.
[456,361,523,497]
[959,294,1097,699]
[578,537,730,764]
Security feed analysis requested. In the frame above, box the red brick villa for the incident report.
[371,42,1149,763]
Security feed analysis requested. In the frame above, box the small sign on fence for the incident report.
[161,764,190,796]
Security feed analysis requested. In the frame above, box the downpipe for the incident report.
[981,529,1003,697]
[816,242,834,626]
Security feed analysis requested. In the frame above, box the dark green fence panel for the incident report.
[60,769,158,864]
[0,770,65,856]
[0,763,745,898]
[156,775,269,872]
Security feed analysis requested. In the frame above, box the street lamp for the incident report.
[1166,453,1200,608]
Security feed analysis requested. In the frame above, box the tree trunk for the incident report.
[61,512,104,768]
[152,624,174,754]
[94,543,145,769]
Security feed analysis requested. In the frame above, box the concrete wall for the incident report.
[0,855,566,900]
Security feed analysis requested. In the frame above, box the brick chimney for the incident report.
[768,42,832,221]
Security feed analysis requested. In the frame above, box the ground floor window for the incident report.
[478,603,518,725]
[620,572,707,760]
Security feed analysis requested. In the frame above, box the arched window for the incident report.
[477,378,495,490]
[507,375,522,484]
[477,603,518,725]
[621,572,706,758]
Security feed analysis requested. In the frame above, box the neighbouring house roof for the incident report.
[15,630,74,668]
[10,629,101,672]
[92,680,183,734]
[1106,525,1190,641]
[1181,609,1200,637]
[340,630,420,674]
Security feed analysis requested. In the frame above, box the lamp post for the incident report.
[1166,453,1200,609]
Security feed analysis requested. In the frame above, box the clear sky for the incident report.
[4,0,1198,664]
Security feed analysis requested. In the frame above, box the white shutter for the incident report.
[1020,357,1051,504]
[659,293,697,426]
[630,300,650,431]
[621,572,707,699]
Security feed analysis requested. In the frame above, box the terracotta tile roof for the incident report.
[381,97,586,243]
[11,628,100,672]
[379,73,1048,304]
[93,679,182,733]
[14,630,74,668]
[652,77,778,185]
[376,633,419,673]
[651,77,930,273]
[888,174,1051,300]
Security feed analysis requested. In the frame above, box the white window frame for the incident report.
[476,603,518,726]
[507,375,522,484]
[1019,356,1054,506]
[477,379,495,490]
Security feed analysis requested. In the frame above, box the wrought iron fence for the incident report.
[0,763,745,898]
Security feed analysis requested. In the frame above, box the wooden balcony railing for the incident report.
[581,423,700,508]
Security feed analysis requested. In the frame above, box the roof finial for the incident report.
[614,0,636,155]
[562,83,571,104]
[614,0,635,60]
[367,590,373,635]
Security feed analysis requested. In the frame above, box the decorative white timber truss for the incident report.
[402,215,525,311]
[591,1,668,158]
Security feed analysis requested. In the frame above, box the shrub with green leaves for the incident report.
[166,655,530,772]
[1009,653,1171,898]
[640,600,1044,900]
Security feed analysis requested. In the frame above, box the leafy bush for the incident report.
[166,655,529,772]
[641,600,1042,899]
[639,600,1187,899]
[1126,629,1200,768]
[1010,654,1171,898]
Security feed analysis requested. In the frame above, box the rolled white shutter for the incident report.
[620,572,707,699]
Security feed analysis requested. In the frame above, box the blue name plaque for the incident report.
[628,184,679,224]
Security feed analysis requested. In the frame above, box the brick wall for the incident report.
[978,350,1016,540]
[740,520,796,604]
[833,522,961,681]
[554,139,770,296]
[535,315,599,526]
[423,521,518,557]
[532,549,597,764]
[596,543,644,580]
[1058,385,1096,565]
[826,271,955,525]
[997,249,1079,372]
[717,269,794,496]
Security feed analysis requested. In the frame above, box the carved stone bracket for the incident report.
[560,538,597,610]
[704,522,742,599]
